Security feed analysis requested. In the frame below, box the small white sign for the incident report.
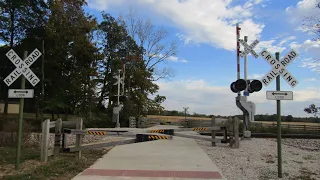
[266,91,293,100]
[9,89,34,98]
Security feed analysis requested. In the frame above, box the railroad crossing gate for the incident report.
[259,49,299,88]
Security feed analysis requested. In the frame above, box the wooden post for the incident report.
[62,132,67,149]
[233,117,240,148]
[75,118,83,159]
[54,118,62,157]
[41,119,50,162]
[211,117,216,147]
[228,117,234,147]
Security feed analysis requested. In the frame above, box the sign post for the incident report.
[275,52,282,178]
[259,49,299,178]
[113,69,124,128]
[238,35,260,133]
[3,49,41,170]
[16,51,27,170]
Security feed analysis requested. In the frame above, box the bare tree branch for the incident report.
[119,8,178,81]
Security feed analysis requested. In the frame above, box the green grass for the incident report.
[1,149,106,180]
[0,147,39,166]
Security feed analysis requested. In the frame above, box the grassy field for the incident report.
[147,115,211,122]
[0,146,107,180]
[147,115,320,126]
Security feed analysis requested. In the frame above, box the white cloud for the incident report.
[155,79,320,117]
[286,0,319,25]
[248,74,264,79]
[289,39,320,72]
[290,39,320,56]
[304,78,317,81]
[300,58,320,73]
[254,39,287,54]
[243,35,297,56]
[87,0,126,11]
[87,0,266,51]
[167,56,178,61]
[181,59,188,63]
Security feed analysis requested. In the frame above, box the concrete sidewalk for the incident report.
[72,136,226,180]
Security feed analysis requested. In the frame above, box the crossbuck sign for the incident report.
[260,49,299,88]
[4,49,42,87]
[239,39,259,58]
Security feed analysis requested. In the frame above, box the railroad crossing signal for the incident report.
[239,39,259,58]
[259,49,299,88]
[230,79,262,93]
[4,49,42,87]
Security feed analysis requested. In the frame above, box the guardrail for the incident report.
[40,118,79,162]
[252,122,320,132]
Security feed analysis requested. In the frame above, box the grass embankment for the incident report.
[0,147,107,180]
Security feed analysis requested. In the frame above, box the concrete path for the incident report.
[72,136,226,180]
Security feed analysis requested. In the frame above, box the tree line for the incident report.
[0,0,175,127]
[155,106,320,123]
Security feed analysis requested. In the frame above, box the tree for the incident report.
[285,115,294,122]
[0,0,47,113]
[41,0,100,119]
[304,104,320,117]
[97,12,137,108]
[303,1,320,38]
[97,12,164,121]
[118,8,177,81]
[146,95,166,115]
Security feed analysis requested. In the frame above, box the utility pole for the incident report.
[183,107,189,121]
[236,23,241,97]
[243,36,249,132]
[122,63,125,96]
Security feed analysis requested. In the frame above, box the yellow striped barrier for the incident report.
[149,130,165,133]
[87,131,107,135]
[148,135,170,140]
[192,127,208,131]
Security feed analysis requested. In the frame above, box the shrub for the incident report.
[0,120,34,147]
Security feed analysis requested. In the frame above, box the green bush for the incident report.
[83,114,115,128]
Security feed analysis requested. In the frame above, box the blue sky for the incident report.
[84,0,320,117]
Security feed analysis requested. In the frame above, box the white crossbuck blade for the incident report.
[260,49,299,88]
[239,39,259,58]
[4,49,42,87]
[113,76,124,85]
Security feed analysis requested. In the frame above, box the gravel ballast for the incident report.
[196,138,320,180]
